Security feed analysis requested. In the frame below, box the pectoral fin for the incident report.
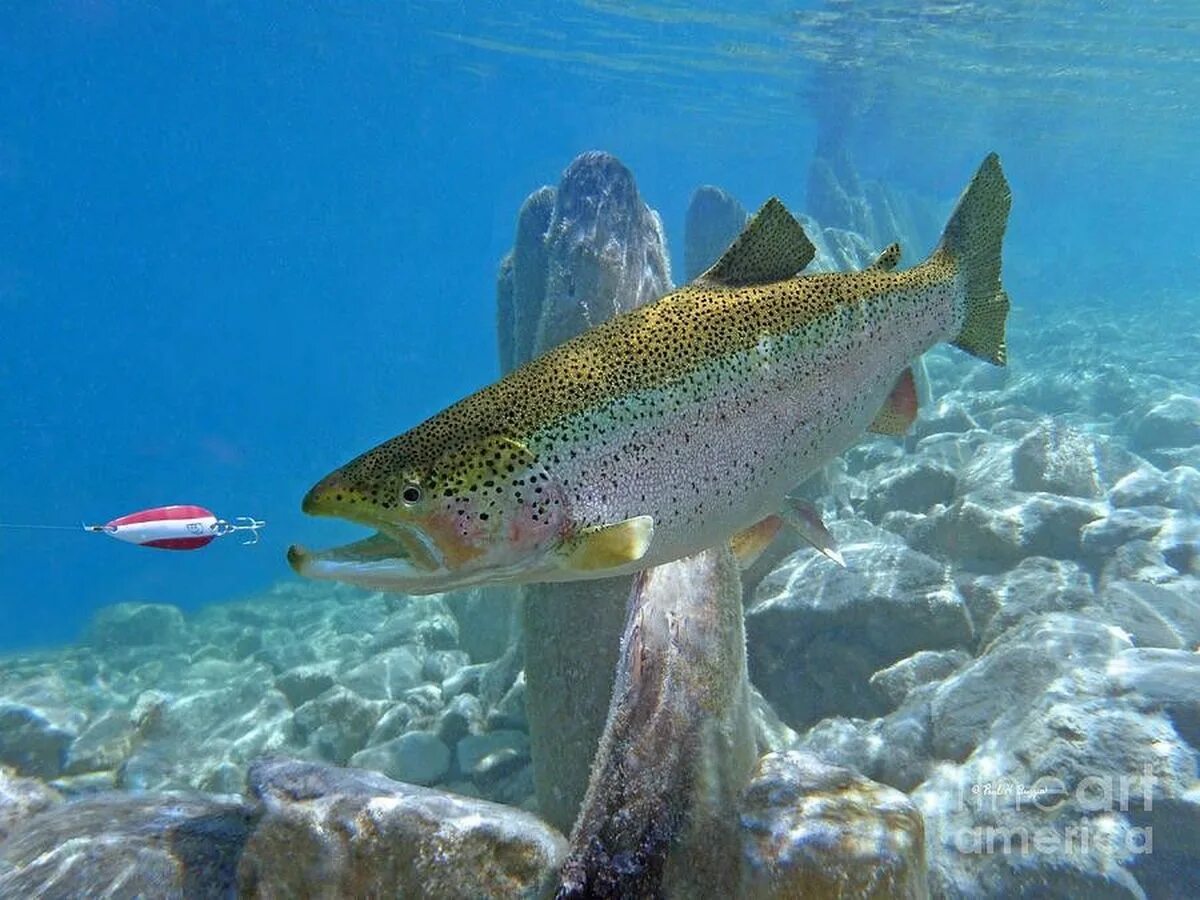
[869,367,919,436]
[559,515,655,572]
[780,497,845,567]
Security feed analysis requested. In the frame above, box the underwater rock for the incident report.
[750,685,800,755]
[960,556,1096,648]
[500,151,671,372]
[1080,506,1168,561]
[488,672,528,732]
[917,646,1198,898]
[497,185,556,375]
[84,601,188,649]
[369,595,460,654]
[442,660,488,699]
[808,224,877,271]
[62,708,136,776]
[0,766,60,844]
[740,751,928,899]
[340,646,425,701]
[349,730,450,786]
[0,702,82,779]
[423,649,470,684]
[238,758,565,899]
[1131,393,1200,455]
[1109,647,1200,749]
[798,687,938,795]
[1090,580,1200,650]
[0,792,253,898]
[1012,419,1140,499]
[909,488,1104,571]
[434,692,484,747]
[929,613,1133,762]
[683,185,746,281]
[273,663,337,708]
[501,151,674,833]
[863,458,958,520]
[747,520,972,729]
[1100,539,1181,588]
[292,686,384,767]
[1156,513,1200,577]
[869,649,971,710]
[805,148,939,257]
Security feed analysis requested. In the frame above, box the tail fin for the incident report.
[937,153,1012,366]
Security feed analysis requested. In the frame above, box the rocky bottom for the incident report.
[1,302,1198,897]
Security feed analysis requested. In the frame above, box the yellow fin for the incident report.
[730,515,784,570]
[869,367,919,436]
[699,197,815,287]
[867,242,901,271]
[560,515,654,572]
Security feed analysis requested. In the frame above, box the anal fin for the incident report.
[780,497,845,567]
[559,515,655,572]
[869,367,919,436]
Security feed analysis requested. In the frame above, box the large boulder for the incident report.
[0,792,253,897]
[237,758,565,899]
[740,751,928,899]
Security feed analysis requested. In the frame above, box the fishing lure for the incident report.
[1,505,266,551]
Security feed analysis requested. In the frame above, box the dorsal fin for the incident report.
[867,242,901,272]
[698,197,815,287]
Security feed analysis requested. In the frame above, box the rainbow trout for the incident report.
[289,154,1011,592]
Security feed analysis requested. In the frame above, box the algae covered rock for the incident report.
[740,751,927,899]
[0,792,253,898]
[238,758,565,899]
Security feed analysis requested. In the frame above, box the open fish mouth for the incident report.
[287,531,451,593]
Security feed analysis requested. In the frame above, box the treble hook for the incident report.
[212,516,268,545]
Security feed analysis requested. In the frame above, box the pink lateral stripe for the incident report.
[108,505,215,527]
[142,536,216,551]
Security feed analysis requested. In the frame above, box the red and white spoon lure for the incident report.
[0,505,266,551]
[83,505,266,550]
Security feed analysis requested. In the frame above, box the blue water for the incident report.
[0,1,1196,650]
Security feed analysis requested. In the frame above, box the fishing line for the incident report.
[0,522,81,530]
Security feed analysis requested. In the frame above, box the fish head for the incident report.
[288,431,572,592]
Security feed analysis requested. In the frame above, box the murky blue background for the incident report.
[1,1,1195,649]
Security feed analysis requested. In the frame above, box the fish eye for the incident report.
[401,484,422,505]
